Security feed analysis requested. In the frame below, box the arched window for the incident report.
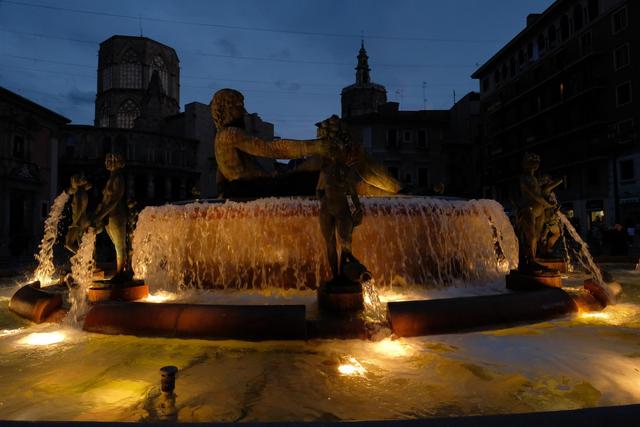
[509,57,516,77]
[560,15,570,40]
[501,64,508,82]
[116,99,140,129]
[548,24,557,46]
[150,56,168,94]
[573,5,584,31]
[588,0,599,21]
[119,49,142,89]
[537,34,546,53]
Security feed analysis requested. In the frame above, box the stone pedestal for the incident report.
[88,280,148,303]
[317,278,363,312]
[536,258,568,273]
[506,270,562,291]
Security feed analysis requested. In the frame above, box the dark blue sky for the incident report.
[0,0,554,139]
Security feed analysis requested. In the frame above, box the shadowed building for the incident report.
[341,44,481,197]
[472,0,638,229]
[0,87,70,263]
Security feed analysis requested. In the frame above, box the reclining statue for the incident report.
[210,89,401,196]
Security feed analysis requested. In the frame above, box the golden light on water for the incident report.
[1,329,22,336]
[373,339,413,358]
[579,312,611,320]
[18,331,66,346]
[338,357,366,376]
[145,291,176,303]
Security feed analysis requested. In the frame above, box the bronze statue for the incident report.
[65,174,92,253]
[211,89,332,184]
[316,116,369,283]
[516,153,556,273]
[538,174,564,258]
[92,153,129,282]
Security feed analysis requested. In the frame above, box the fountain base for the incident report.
[505,270,562,291]
[536,258,568,273]
[87,280,149,303]
[9,282,64,323]
[317,278,364,312]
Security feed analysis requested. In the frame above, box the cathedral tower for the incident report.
[340,42,387,118]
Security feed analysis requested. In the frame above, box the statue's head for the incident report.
[211,89,245,130]
[522,152,540,172]
[68,173,91,194]
[105,153,125,171]
[316,115,352,163]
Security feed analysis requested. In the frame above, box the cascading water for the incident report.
[132,197,517,292]
[557,212,604,287]
[32,192,70,285]
[66,228,97,326]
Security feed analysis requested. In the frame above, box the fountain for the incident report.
[2,92,638,422]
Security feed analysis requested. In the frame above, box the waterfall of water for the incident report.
[66,228,97,326]
[557,213,604,286]
[32,192,70,285]
[132,197,518,293]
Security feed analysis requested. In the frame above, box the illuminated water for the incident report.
[66,228,97,326]
[0,267,639,422]
[32,192,70,285]
[1,197,638,421]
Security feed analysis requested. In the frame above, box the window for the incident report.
[387,166,399,179]
[116,99,141,129]
[362,127,372,151]
[65,135,77,158]
[418,167,429,188]
[494,69,500,84]
[580,32,592,55]
[560,15,570,40]
[417,130,427,148]
[573,5,584,32]
[12,135,25,158]
[97,105,109,128]
[526,42,534,61]
[102,67,112,90]
[518,50,525,66]
[614,44,630,70]
[386,128,398,148]
[537,34,546,54]
[616,81,632,107]
[501,64,507,81]
[612,7,628,34]
[150,56,168,94]
[620,159,634,181]
[617,119,635,143]
[119,49,142,89]
[509,57,516,77]
[403,130,412,143]
[588,0,599,21]
[403,173,412,184]
[548,24,557,46]
[482,78,490,92]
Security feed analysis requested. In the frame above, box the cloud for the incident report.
[274,80,301,92]
[215,38,239,57]
[67,88,95,106]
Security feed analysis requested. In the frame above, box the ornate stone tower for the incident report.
[341,42,387,118]
[95,36,180,129]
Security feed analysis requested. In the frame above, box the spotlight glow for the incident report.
[373,339,412,358]
[337,357,366,376]
[145,291,176,303]
[19,331,66,346]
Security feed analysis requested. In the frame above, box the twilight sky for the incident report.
[0,0,554,139]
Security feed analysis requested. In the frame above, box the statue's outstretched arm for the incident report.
[236,135,329,160]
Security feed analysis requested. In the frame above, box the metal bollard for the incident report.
[157,366,178,421]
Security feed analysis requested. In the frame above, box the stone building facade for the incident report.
[341,44,481,197]
[472,0,638,229]
[0,87,69,263]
